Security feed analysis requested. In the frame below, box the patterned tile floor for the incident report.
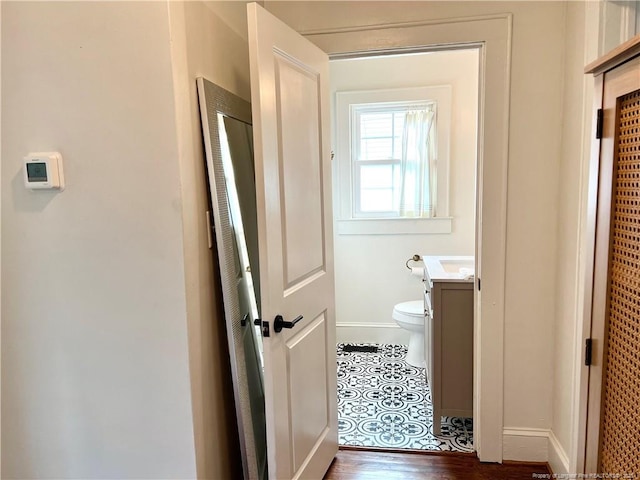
[337,343,473,452]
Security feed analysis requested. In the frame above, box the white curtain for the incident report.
[398,107,437,217]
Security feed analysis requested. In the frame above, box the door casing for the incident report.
[304,14,512,462]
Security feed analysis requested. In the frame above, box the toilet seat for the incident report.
[392,300,425,325]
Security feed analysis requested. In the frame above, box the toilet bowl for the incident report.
[392,300,425,368]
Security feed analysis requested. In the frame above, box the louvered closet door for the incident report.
[600,88,640,472]
[587,56,640,474]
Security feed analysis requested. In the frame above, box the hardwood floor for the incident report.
[324,448,552,479]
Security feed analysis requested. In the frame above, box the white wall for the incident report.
[0,0,608,473]
[168,1,253,478]
[266,0,566,459]
[1,2,200,477]
[330,50,478,344]
[550,1,597,473]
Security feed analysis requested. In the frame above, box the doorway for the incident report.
[305,13,511,462]
[240,7,512,474]
[329,48,479,453]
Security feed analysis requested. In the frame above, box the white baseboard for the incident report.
[502,428,549,462]
[548,430,570,474]
[502,427,570,472]
[336,322,409,345]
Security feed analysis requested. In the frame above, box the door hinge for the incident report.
[596,109,603,139]
[585,338,593,366]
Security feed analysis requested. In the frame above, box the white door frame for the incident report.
[302,14,512,462]
[572,72,602,474]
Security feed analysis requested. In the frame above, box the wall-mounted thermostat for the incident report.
[23,152,65,190]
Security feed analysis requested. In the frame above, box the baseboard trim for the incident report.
[548,430,570,474]
[336,322,408,345]
[503,428,549,462]
[336,322,400,328]
[502,428,571,470]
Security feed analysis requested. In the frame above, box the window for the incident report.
[352,103,435,218]
[335,87,452,235]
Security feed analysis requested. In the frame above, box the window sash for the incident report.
[355,109,405,162]
[353,159,401,218]
[351,102,434,219]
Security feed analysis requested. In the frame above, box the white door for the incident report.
[247,4,338,479]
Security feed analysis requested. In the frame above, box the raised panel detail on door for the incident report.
[274,53,326,292]
[286,312,329,471]
[248,3,337,479]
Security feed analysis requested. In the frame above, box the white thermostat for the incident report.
[23,152,65,190]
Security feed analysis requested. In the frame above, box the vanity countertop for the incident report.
[422,255,475,283]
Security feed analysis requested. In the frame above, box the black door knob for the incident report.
[273,314,303,333]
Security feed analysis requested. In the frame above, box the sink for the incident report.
[422,255,475,282]
[439,259,474,274]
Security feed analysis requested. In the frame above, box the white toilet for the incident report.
[392,300,425,368]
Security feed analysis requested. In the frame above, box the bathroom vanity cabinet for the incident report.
[422,256,474,435]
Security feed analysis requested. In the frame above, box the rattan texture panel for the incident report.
[600,90,640,474]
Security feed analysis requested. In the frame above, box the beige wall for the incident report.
[330,50,478,344]
[0,0,611,474]
[168,1,253,478]
[551,1,593,472]
[266,0,566,451]
[1,1,255,478]
[1,2,197,477]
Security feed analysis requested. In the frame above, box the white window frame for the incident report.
[335,86,452,235]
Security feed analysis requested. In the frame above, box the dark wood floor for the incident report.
[324,448,552,480]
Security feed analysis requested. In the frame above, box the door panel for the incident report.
[247,4,338,479]
[287,313,329,471]
[274,53,326,287]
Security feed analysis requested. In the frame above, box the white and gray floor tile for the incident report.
[337,343,473,452]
